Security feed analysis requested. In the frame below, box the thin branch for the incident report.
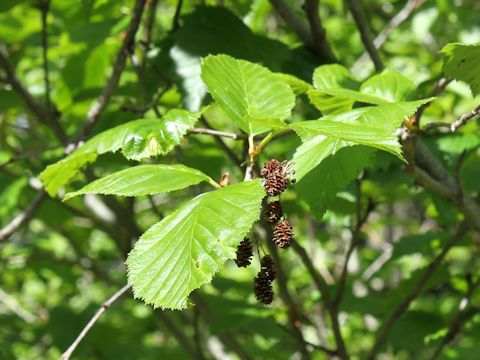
[0,45,67,143]
[450,103,480,132]
[352,0,425,73]
[60,284,132,360]
[0,190,46,243]
[302,0,336,61]
[39,0,52,109]
[268,0,313,48]
[78,0,147,140]
[171,0,184,31]
[141,0,160,66]
[291,242,349,359]
[334,187,374,305]
[346,0,383,71]
[431,277,480,360]
[398,129,480,232]
[199,117,243,169]
[188,127,246,140]
[415,77,452,127]
[0,287,38,323]
[367,224,468,359]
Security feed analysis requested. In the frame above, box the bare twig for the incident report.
[78,0,147,140]
[346,0,383,71]
[367,224,468,359]
[302,0,336,61]
[60,284,132,360]
[450,104,480,132]
[0,45,67,143]
[352,0,425,73]
[291,242,349,359]
[0,190,46,243]
[188,127,246,140]
[199,117,243,169]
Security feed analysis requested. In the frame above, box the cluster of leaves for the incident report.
[1,1,480,359]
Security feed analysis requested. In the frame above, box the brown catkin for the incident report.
[263,173,288,196]
[273,219,293,249]
[265,201,283,224]
[260,255,276,281]
[260,159,282,178]
[253,271,274,305]
[234,238,253,267]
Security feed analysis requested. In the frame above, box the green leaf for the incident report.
[201,54,295,135]
[126,180,265,309]
[275,73,313,95]
[296,146,375,218]
[64,165,211,201]
[360,70,416,102]
[309,64,359,114]
[168,6,291,110]
[441,43,480,96]
[39,109,201,196]
[308,65,421,113]
[292,118,404,160]
[292,136,351,181]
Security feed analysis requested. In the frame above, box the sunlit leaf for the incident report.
[126,180,265,309]
[40,109,201,196]
[64,165,211,200]
[201,54,295,135]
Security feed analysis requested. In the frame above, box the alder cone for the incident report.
[234,238,253,267]
[260,255,276,281]
[273,219,293,248]
[253,271,274,305]
[265,201,283,224]
[260,159,282,178]
[263,173,288,196]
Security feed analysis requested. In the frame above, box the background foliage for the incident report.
[1,0,480,359]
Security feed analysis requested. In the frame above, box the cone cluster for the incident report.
[273,220,293,249]
[253,255,276,305]
[235,238,253,268]
[260,160,296,196]
[265,201,283,224]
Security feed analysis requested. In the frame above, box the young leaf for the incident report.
[201,54,295,135]
[441,42,480,96]
[309,65,421,113]
[63,165,211,201]
[126,180,265,310]
[39,109,201,196]
[275,73,313,95]
[360,70,416,102]
[309,64,359,114]
[292,119,404,160]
